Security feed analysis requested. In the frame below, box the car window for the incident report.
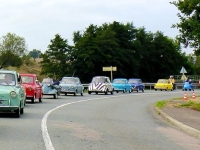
[42,78,53,84]
[113,79,125,84]
[61,78,78,84]
[92,77,106,83]
[128,79,138,84]
[21,76,34,84]
[0,73,16,86]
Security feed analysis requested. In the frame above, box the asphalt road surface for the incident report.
[0,90,200,150]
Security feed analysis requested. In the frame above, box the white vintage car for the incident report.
[88,76,114,95]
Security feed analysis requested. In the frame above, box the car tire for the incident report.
[110,90,113,95]
[65,93,67,96]
[142,88,144,92]
[155,89,157,91]
[39,94,42,102]
[123,89,125,93]
[129,89,132,93]
[105,89,108,95]
[88,91,91,94]
[81,90,83,96]
[20,107,24,114]
[136,88,139,92]
[32,94,35,103]
[54,93,58,99]
[74,90,77,96]
[116,91,118,93]
[14,108,20,118]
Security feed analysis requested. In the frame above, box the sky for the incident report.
[0,0,194,54]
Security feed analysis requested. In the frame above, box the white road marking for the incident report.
[41,91,190,150]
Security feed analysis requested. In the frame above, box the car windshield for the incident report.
[113,79,125,84]
[61,78,78,84]
[42,78,53,84]
[92,77,106,83]
[128,79,139,84]
[157,79,167,83]
[0,73,16,86]
[21,76,34,84]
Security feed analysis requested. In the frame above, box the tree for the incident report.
[0,32,28,68]
[170,0,200,55]
[28,49,42,60]
[40,34,73,80]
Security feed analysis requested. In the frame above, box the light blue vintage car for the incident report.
[60,77,84,96]
[0,70,26,118]
[41,78,61,99]
[112,78,132,93]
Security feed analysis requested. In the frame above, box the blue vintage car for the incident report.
[60,77,84,96]
[41,78,61,99]
[112,78,132,93]
[182,82,194,91]
[0,70,26,118]
[128,78,145,92]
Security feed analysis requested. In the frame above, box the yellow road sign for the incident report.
[102,66,117,71]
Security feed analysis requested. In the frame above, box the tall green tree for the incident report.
[40,34,73,79]
[0,32,28,69]
[170,0,200,55]
[28,49,42,60]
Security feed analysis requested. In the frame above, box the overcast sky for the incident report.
[0,0,193,54]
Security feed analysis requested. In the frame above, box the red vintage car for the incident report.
[20,74,43,103]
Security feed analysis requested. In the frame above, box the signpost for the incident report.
[102,66,117,81]
[180,66,187,81]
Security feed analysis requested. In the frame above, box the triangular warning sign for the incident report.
[180,66,187,74]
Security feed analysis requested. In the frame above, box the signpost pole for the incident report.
[111,66,113,82]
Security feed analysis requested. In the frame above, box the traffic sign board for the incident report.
[180,66,187,74]
[103,66,117,71]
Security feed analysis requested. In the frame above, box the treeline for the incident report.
[40,21,193,82]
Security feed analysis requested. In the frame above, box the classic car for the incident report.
[128,78,145,92]
[41,77,61,99]
[0,70,26,118]
[182,81,194,91]
[88,76,114,95]
[60,77,84,96]
[154,79,173,91]
[20,74,43,103]
[112,78,132,93]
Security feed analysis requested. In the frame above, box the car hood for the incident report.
[0,85,19,94]
[22,84,35,88]
[112,83,125,86]
[60,84,77,87]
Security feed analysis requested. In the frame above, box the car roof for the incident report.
[0,70,17,74]
[20,73,37,77]
[113,78,127,80]
[93,76,109,78]
[128,78,141,80]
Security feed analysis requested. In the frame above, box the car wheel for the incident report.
[20,107,24,114]
[54,93,58,99]
[155,89,157,91]
[142,88,144,92]
[129,89,132,93]
[95,92,98,94]
[136,88,139,92]
[116,91,118,93]
[39,94,43,102]
[123,89,125,93]
[88,91,91,94]
[31,94,36,103]
[160,89,162,91]
[74,90,77,96]
[14,108,20,118]
[65,93,67,96]
[189,89,191,91]
[81,90,83,96]
[105,89,108,95]
[110,90,113,95]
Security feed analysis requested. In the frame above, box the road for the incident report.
[0,90,199,150]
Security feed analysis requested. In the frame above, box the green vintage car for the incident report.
[0,70,26,118]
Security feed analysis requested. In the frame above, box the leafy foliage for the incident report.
[28,49,41,60]
[170,0,200,55]
[0,33,28,69]
[40,34,73,80]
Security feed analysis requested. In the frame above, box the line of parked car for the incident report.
[0,69,145,118]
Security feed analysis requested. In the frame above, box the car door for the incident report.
[35,77,42,98]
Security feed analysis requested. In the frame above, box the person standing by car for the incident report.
[169,75,176,90]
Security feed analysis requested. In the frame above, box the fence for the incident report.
[82,82,199,90]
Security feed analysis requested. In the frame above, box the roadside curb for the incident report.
[155,107,200,139]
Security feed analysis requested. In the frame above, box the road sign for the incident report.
[102,66,117,71]
[102,66,117,81]
[180,66,187,74]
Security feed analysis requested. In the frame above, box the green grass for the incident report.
[156,100,167,109]
[180,100,200,111]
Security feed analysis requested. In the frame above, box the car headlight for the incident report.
[10,91,17,98]
[71,86,74,89]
